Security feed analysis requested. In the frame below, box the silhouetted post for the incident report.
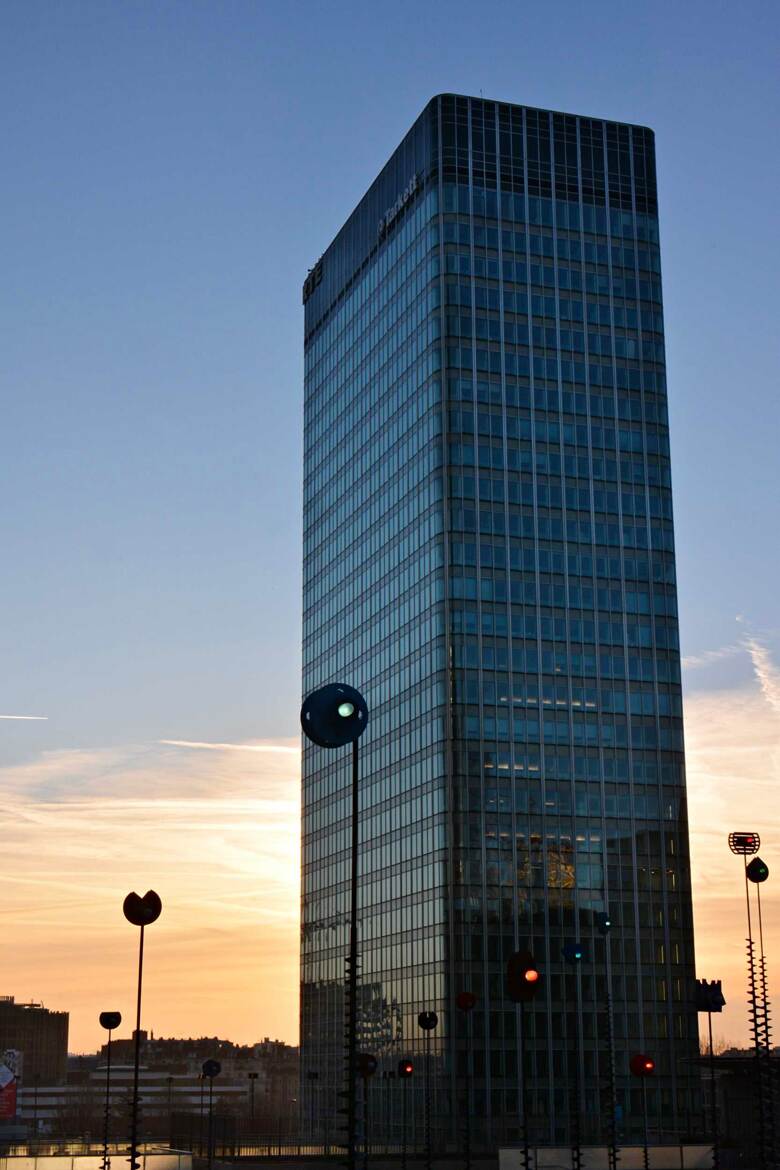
[728,831,770,1168]
[630,1055,655,1170]
[301,684,368,1170]
[695,979,726,1170]
[248,1071,258,1127]
[99,1012,121,1170]
[506,950,542,1170]
[401,1076,407,1170]
[596,912,619,1170]
[122,890,162,1170]
[198,1075,205,1155]
[32,1073,40,1143]
[561,943,585,1170]
[417,1011,438,1170]
[456,992,477,1170]
[397,1059,413,1170]
[202,1060,221,1170]
[166,1076,173,1138]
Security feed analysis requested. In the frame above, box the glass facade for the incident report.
[301,95,700,1151]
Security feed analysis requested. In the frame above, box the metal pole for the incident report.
[641,1078,649,1170]
[743,855,766,1168]
[465,1011,473,1170]
[401,1077,407,1170]
[101,1031,113,1170]
[424,1029,432,1170]
[604,950,618,1170]
[347,739,360,1170]
[128,924,145,1170]
[563,967,581,1170]
[207,1078,214,1170]
[754,881,776,1162]
[708,1011,718,1170]
[199,1077,204,1156]
[362,1078,369,1170]
[519,1001,530,1170]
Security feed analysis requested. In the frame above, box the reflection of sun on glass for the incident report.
[338,702,355,718]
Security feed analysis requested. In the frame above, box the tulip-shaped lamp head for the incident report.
[123,890,162,926]
[300,684,368,749]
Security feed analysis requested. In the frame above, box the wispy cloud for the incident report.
[681,644,744,670]
[744,635,780,714]
[160,738,299,754]
[0,714,48,720]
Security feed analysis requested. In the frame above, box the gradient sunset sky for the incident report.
[2,0,778,1054]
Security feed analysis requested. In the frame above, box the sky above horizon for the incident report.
[1,0,779,1055]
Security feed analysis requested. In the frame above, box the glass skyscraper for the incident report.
[301,94,699,1150]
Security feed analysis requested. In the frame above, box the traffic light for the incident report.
[629,1053,655,1077]
[506,950,542,1003]
[595,912,612,935]
[397,1058,414,1079]
[357,1053,377,1078]
[456,991,477,1012]
[747,857,769,883]
[562,941,586,963]
[728,831,760,855]
[418,1010,438,1031]
[202,1059,221,1078]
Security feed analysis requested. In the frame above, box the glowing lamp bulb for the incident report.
[525,969,539,983]
[338,702,355,718]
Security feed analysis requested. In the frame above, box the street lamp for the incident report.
[301,683,368,1170]
[202,1060,221,1170]
[98,1011,121,1170]
[122,889,162,1170]
[248,1071,258,1128]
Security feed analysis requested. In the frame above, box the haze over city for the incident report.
[2,0,779,1065]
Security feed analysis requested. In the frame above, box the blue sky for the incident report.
[1,1,779,1048]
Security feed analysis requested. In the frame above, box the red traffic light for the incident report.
[456,991,477,1012]
[630,1053,655,1077]
[507,950,542,1003]
[728,832,760,856]
[397,1058,413,1079]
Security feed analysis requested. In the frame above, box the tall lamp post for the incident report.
[202,1060,221,1170]
[417,1011,438,1170]
[695,978,726,1170]
[562,942,586,1170]
[300,683,369,1170]
[99,1011,122,1170]
[596,912,619,1170]
[248,1071,258,1132]
[122,889,162,1170]
[728,831,774,1168]
[455,992,477,1170]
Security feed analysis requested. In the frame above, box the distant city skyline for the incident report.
[2,0,779,1057]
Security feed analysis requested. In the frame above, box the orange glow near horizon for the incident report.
[2,663,780,1056]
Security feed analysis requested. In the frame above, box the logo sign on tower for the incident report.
[378,174,420,238]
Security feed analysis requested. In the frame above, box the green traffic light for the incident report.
[338,702,355,718]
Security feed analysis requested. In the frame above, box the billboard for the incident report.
[0,1050,22,1120]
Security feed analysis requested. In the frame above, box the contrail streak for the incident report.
[0,714,48,721]
[160,739,299,754]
